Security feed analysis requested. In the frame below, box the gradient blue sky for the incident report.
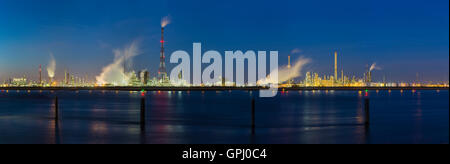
[0,0,448,82]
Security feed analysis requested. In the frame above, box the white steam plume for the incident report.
[291,48,302,54]
[47,53,56,78]
[161,16,171,28]
[258,57,311,85]
[370,62,381,72]
[96,41,141,86]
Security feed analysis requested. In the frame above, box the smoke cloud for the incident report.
[47,53,56,78]
[370,62,381,72]
[259,57,311,84]
[96,41,141,86]
[291,48,302,54]
[161,16,171,28]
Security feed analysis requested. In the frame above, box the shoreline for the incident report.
[0,86,448,91]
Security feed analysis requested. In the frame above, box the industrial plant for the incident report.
[0,16,448,89]
[1,48,448,88]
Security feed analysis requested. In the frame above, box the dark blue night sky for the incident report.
[0,0,448,82]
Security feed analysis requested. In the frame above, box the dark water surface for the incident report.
[0,90,448,144]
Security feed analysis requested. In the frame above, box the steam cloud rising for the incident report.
[47,53,56,78]
[259,57,311,84]
[161,16,171,28]
[291,48,302,54]
[370,62,381,72]
[96,41,141,86]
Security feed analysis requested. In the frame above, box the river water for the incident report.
[0,89,448,144]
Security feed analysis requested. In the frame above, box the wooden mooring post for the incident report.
[364,98,370,126]
[140,97,146,132]
[55,96,59,120]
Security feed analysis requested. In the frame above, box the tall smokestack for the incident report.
[334,51,338,82]
[288,56,291,68]
[159,16,170,82]
[39,64,42,85]
[64,69,67,85]
[158,27,167,81]
[288,55,291,85]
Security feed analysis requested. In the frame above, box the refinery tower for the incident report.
[158,27,167,81]
[334,51,338,82]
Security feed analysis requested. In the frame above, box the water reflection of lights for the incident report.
[155,125,186,134]
[90,121,108,135]
[178,91,183,99]
[356,99,364,124]
[47,120,59,144]
[415,92,423,119]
